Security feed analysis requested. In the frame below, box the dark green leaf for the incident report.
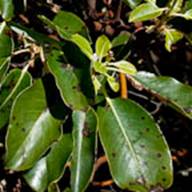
[5,80,61,170]
[39,11,89,40]
[134,71,192,119]
[98,98,173,191]
[0,58,9,82]
[47,50,88,110]
[71,108,97,192]
[53,11,89,38]
[24,134,72,192]
[0,68,32,129]
[129,3,165,22]
[0,0,14,21]
[112,31,131,48]
[0,22,14,73]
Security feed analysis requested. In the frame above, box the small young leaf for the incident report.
[134,71,192,119]
[98,98,173,191]
[112,31,131,48]
[92,76,101,95]
[164,28,183,52]
[129,3,165,22]
[71,108,97,192]
[93,61,108,74]
[0,0,14,21]
[182,9,192,20]
[107,76,120,92]
[108,60,137,75]
[47,50,88,110]
[5,80,61,170]
[168,0,183,14]
[96,35,112,60]
[0,69,32,129]
[70,34,93,60]
[24,134,72,192]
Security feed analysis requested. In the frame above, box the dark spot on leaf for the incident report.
[141,116,145,120]
[112,152,116,157]
[21,128,26,132]
[72,85,81,91]
[139,131,143,135]
[82,122,91,137]
[157,133,163,138]
[145,128,150,132]
[12,116,16,120]
[157,153,162,158]
[140,144,145,148]
[162,178,167,182]
[162,166,166,170]
[143,161,148,166]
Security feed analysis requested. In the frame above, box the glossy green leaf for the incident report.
[5,80,61,170]
[0,0,14,21]
[0,22,14,74]
[129,3,165,22]
[107,76,120,92]
[70,34,93,60]
[123,0,142,9]
[47,50,88,110]
[165,28,183,52]
[71,108,97,192]
[0,68,32,129]
[39,11,89,39]
[108,60,137,75]
[112,31,131,48]
[134,71,192,119]
[0,57,9,82]
[96,35,112,60]
[98,98,173,191]
[24,134,72,192]
[53,11,89,38]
